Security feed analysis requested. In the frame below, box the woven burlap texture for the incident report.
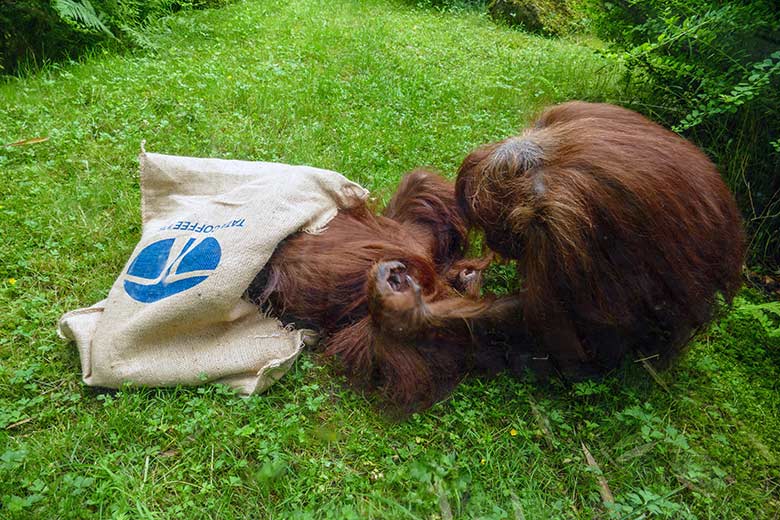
[58,149,368,395]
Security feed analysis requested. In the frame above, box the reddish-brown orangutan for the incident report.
[247,170,509,411]
[456,101,746,379]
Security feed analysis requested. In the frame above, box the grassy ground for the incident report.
[1,0,779,518]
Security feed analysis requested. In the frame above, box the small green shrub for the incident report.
[52,0,113,36]
[587,0,780,265]
[488,0,583,35]
[0,0,232,75]
[413,0,487,9]
[0,1,99,74]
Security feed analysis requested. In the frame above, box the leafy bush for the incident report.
[0,0,231,75]
[413,0,586,35]
[412,0,488,10]
[0,1,97,74]
[488,0,583,35]
[587,0,780,265]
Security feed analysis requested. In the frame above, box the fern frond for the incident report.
[52,0,114,37]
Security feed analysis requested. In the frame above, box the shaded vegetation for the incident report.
[586,0,780,266]
[489,0,583,36]
[0,0,232,75]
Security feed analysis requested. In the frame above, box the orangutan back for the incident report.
[457,101,746,376]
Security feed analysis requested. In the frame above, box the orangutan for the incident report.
[248,169,510,410]
[456,101,746,379]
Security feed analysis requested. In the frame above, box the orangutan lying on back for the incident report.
[456,101,746,379]
[247,170,510,411]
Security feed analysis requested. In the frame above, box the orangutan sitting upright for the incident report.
[456,101,746,380]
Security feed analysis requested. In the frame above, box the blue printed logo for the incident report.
[123,237,221,303]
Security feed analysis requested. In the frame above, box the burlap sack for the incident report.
[58,146,368,395]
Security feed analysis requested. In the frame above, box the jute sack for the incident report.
[58,146,368,395]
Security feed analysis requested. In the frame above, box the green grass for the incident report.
[1,0,779,518]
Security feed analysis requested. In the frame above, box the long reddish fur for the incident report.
[456,101,746,377]
[249,170,498,411]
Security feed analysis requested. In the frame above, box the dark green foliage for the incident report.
[412,0,488,9]
[488,0,581,35]
[490,0,545,33]
[414,0,586,35]
[52,0,113,36]
[0,0,232,75]
[587,0,780,265]
[0,1,100,74]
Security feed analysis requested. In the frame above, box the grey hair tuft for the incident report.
[486,136,544,176]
